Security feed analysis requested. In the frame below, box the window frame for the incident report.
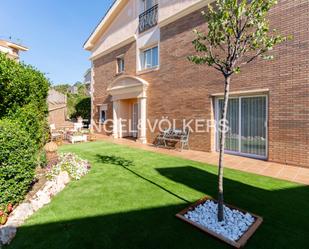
[142,0,156,12]
[98,104,108,124]
[116,55,125,74]
[99,109,106,124]
[140,45,159,71]
[215,94,268,160]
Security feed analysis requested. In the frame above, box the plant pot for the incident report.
[176,197,263,248]
[89,134,97,141]
[46,152,58,164]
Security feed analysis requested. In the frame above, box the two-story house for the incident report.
[0,39,28,61]
[84,0,309,168]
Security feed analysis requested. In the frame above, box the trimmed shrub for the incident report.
[9,103,49,147]
[0,119,36,206]
[0,52,50,206]
[0,53,49,118]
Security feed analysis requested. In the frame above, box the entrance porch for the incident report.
[107,75,148,144]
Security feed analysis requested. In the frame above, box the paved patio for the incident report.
[94,134,309,185]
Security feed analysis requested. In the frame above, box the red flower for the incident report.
[7,203,13,213]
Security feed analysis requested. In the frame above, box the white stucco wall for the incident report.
[90,0,204,59]
[0,45,13,54]
[158,0,202,23]
[92,0,138,58]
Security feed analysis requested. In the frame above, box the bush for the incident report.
[71,97,91,121]
[0,119,37,206]
[0,52,50,206]
[0,53,49,119]
[9,103,49,147]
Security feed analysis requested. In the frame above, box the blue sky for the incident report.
[0,0,114,85]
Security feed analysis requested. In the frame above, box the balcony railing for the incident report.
[139,4,158,33]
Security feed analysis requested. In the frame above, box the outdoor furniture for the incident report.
[73,122,83,131]
[156,128,190,150]
[50,124,63,143]
[67,133,88,144]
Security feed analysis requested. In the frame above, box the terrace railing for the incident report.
[139,4,158,33]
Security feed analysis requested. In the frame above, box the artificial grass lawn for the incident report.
[6,141,309,249]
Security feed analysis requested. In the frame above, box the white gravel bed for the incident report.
[184,200,255,241]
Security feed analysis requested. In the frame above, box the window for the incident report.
[139,0,158,33]
[117,56,125,73]
[141,46,159,70]
[100,110,106,124]
[142,0,156,12]
[216,95,267,159]
[99,104,108,124]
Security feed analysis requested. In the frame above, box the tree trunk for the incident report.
[217,75,231,222]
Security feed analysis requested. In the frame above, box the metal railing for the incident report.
[139,4,158,33]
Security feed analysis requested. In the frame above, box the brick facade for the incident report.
[92,0,309,168]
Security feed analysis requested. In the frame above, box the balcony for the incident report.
[139,4,158,33]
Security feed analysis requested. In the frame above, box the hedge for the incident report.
[0,53,49,120]
[0,52,50,205]
[0,119,37,205]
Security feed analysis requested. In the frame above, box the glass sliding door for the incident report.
[218,98,240,152]
[241,97,267,157]
[217,95,267,159]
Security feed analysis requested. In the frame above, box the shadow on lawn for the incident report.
[95,154,190,203]
[6,203,228,249]
[6,164,309,249]
[156,166,309,249]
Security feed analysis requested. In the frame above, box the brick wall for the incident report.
[48,106,68,128]
[92,0,309,168]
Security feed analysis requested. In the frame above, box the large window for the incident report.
[139,0,158,33]
[216,95,267,159]
[141,46,159,70]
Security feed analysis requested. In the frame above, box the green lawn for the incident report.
[6,141,309,249]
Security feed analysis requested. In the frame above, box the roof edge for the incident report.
[83,0,128,51]
[0,40,28,51]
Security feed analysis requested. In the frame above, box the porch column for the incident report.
[138,97,147,144]
[112,100,119,139]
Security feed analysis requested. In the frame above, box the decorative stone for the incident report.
[0,225,16,245]
[57,171,70,185]
[184,200,256,242]
[1,154,90,246]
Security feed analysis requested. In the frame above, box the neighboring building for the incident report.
[84,0,309,168]
[84,68,92,95]
[48,89,69,128]
[68,85,79,94]
[84,68,92,85]
[0,39,28,61]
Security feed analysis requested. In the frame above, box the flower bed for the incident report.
[46,153,90,180]
[0,153,90,246]
[176,197,263,248]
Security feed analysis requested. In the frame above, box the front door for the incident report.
[216,95,268,159]
[132,103,139,138]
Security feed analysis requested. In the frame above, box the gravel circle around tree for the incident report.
[184,200,256,242]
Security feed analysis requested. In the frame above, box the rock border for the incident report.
[176,196,263,248]
[0,171,71,246]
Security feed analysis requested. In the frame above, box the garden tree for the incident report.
[72,97,91,121]
[52,83,90,118]
[189,0,287,221]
